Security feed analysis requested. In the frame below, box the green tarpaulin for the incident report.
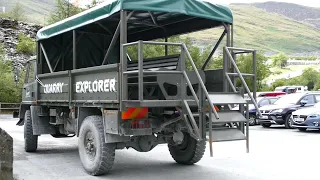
[37,0,233,41]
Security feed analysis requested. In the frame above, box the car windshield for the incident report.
[273,93,304,105]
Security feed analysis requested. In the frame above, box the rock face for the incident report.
[0,18,42,68]
[0,127,13,180]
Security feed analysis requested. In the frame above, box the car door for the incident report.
[22,60,37,103]
[299,95,315,108]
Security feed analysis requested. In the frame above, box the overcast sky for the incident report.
[77,0,320,7]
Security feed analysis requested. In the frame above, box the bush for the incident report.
[0,44,25,103]
[16,34,36,55]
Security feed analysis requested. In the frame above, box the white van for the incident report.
[274,86,308,93]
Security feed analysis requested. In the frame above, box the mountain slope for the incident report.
[0,0,56,24]
[188,5,320,55]
[250,2,320,29]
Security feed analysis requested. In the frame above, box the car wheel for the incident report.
[261,123,271,128]
[298,128,307,132]
[285,114,294,129]
[248,114,256,126]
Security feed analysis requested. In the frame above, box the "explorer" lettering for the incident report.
[75,78,116,93]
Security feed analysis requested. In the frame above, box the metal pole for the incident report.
[120,10,128,111]
[180,46,186,100]
[73,30,76,69]
[102,21,121,65]
[165,37,168,56]
[138,40,143,101]
[253,50,257,101]
[40,43,53,73]
[246,102,249,153]
[201,31,226,70]
[209,110,213,157]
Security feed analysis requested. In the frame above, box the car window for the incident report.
[269,98,278,104]
[301,95,314,104]
[315,95,320,103]
[259,99,269,106]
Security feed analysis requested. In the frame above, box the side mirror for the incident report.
[300,100,307,106]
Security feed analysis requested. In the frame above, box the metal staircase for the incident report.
[121,40,260,157]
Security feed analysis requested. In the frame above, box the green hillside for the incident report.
[188,5,320,54]
[0,0,56,24]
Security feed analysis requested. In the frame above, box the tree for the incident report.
[7,3,26,21]
[0,44,25,103]
[236,52,271,91]
[48,0,82,24]
[271,52,288,68]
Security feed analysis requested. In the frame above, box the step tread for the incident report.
[208,93,247,104]
[193,111,248,123]
[206,128,246,142]
[212,111,248,123]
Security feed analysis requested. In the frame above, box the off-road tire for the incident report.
[285,114,294,129]
[24,110,38,152]
[78,116,116,176]
[168,132,206,165]
[261,123,271,128]
[298,128,307,132]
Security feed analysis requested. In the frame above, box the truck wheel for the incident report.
[78,116,116,176]
[24,110,38,152]
[168,132,205,165]
[285,114,294,129]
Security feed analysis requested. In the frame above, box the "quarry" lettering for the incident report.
[43,82,64,94]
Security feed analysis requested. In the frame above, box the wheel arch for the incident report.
[76,107,102,137]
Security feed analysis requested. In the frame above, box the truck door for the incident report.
[22,60,36,103]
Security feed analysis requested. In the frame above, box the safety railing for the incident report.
[121,40,220,142]
[0,103,20,112]
[223,47,262,117]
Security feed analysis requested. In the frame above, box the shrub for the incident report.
[16,33,36,55]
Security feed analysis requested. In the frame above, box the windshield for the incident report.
[273,93,304,105]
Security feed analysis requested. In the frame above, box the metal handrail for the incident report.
[224,47,262,117]
[182,44,220,120]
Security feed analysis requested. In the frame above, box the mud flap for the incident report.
[16,118,24,126]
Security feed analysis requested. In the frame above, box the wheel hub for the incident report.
[84,131,96,159]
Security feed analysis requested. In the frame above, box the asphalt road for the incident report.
[1,114,320,180]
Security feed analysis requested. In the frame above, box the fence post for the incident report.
[0,102,2,113]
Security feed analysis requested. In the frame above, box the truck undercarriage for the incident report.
[17,0,261,176]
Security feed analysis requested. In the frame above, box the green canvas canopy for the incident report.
[37,0,233,41]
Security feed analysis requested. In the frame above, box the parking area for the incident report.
[1,114,320,180]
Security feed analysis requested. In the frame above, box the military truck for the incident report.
[16,0,261,176]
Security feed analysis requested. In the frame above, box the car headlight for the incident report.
[272,109,283,113]
[309,113,320,117]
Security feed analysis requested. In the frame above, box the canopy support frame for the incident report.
[40,43,53,73]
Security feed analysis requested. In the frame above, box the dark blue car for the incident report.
[233,96,279,125]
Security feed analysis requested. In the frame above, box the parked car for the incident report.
[232,96,280,125]
[292,102,320,131]
[274,86,308,94]
[257,92,320,128]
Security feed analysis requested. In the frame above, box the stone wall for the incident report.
[0,127,13,180]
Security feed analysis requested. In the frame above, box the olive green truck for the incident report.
[16,0,260,176]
